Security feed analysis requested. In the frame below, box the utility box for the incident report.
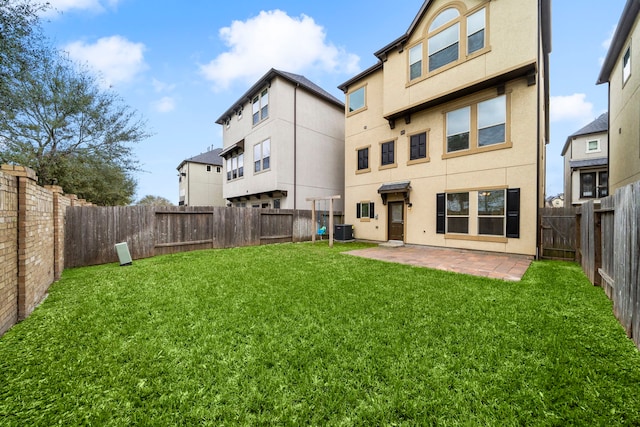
[334,224,354,242]
[115,242,133,266]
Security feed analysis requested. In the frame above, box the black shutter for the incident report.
[506,188,520,238]
[436,193,445,234]
[356,203,361,219]
[369,202,375,219]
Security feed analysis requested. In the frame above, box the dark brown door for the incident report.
[388,202,404,241]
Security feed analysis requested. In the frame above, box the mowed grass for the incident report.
[1,242,640,426]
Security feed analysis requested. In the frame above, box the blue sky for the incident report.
[40,0,625,204]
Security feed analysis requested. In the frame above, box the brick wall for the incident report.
[0,165,89,336]
[0,170,18,335]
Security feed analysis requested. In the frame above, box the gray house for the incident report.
[561,113,609,205]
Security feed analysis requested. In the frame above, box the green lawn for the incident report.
[1,242,639,426]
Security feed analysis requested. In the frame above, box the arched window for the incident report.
[428,8,460,72]
[425,5,487,74]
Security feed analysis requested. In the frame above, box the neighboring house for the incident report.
[597,0,640,192]
[561,113,609,205]
[215,69,344,210]
[545,194,564,208]
[177,147,225,206]
[338,0,551,256]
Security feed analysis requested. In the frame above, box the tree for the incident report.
[136,195,173,206]
[0,1,151,205]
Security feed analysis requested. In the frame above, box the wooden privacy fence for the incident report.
[65,206,315,268]
[577,181,640,349]
[539,207,578,260]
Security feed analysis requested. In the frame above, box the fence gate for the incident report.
[539,207,578,260]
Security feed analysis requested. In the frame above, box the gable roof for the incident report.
[561,113,609,156]
[338,0,551,93]
[177,148,224,170]
[597,0,640,84]
[215,68,344,124]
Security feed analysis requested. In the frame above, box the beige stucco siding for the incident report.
[178,162,224,206]
[609,17,640,191]
[383,0,539,117]
[345,77,540,255]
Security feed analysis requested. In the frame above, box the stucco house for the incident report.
[597,0,640,193]
[177,147,225,206]
[215,69,345,210]
[561,113,609,205]
[338,0,551,256]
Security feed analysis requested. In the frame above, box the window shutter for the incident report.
[436,193,445,234]
[506,188,520,238]
[356,203,361,219]
[369,202,375,219]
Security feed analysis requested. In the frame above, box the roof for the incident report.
[215,68,344,124]
[337,0,552,93]
[597,0,640,84]
[561,113,609,156]
[569,158,608,169]
[177,148,224,170]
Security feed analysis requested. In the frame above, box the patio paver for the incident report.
[345,244,533,281]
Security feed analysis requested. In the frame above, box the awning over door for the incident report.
[219,139,245,158]
[378,181,411,205]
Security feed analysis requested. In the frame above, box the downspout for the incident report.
[536,0,542,260]
[294,83,299,209]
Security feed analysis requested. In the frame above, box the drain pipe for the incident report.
[294,83,299,209]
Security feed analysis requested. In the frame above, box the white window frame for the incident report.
[586,139,601,153]
[252,88,269,125]
[254,139,271,173]
[623,46,632,84]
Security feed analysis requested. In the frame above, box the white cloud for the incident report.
[44,0,121,15]
[599,24,618,65]
[63,36,147,87]
[550,94,594,124]
[152,78,176,93]
[200,9,360,91]
[152,96,176,113]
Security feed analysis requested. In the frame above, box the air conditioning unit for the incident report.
[334,224,354,242]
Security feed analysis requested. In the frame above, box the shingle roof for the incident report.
[215,68,343,124]
[561,113,609,156]
[177,148,224,170]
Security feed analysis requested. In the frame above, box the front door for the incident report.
[388,202,404,241]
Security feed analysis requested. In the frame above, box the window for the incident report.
[477,96,506,147]
[207,165,211,172]
[254,139,271,173]
[252,88,269,125]
[409,43,423,80]
[478,190,505,236]
[445,95,508,155]
[356,202,375,220]
[437,189,520,238]
[428,11,459,72]
[446,106,470,152]
[226,153,244,181]
[623,46,631,84]
[410,132,428,161]
[426,6,487,73]
[580,172,596,198]
[237,109,243,120]
[586,139,600,153]
[467,8,485,55]
[381,141,395,166]
[446,192,469,234]
[598,171,608,198]
[357,147,369,171]
[580,171,608,198]
[273,199,281,209]
[225,118,230,129]
[348,86,365,113]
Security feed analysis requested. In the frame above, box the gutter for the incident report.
[294,83,299,209]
